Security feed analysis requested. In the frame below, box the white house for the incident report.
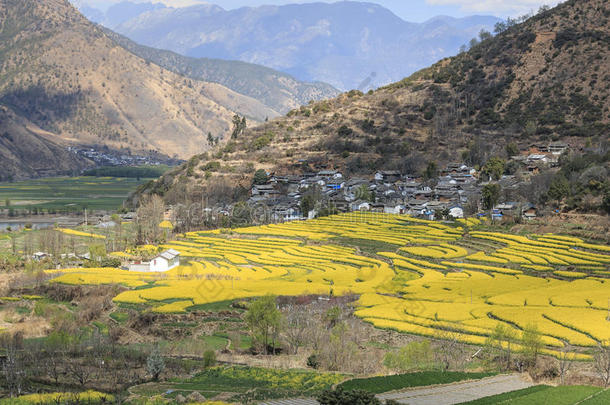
[149,249,181,272]
[449,206,464,219]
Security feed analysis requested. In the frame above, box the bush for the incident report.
[251,131,275,151]
[307,354,320,369]
[202,161,221,172]
[203,350,216,368]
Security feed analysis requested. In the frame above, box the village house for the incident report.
[522,204,538,220]
[129,249,181,272]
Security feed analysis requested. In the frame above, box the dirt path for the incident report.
[261,374,532,405]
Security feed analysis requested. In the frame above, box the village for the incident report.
[245,141,571,223]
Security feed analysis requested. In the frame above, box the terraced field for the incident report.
[48,213,610,356]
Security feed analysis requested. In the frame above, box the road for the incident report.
[262,374,533,405]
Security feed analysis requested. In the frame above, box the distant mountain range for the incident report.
[73,1,501,90]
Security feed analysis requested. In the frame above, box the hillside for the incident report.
[0,0,279,178]
[93,1,499,90]
[0,106,91,181]
[138,0,609,206]
[101,27,339,114]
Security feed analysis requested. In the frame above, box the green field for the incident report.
[339,371,495,394]
[457,385,605,405]
[130,366,344,403]
[0,177,150,211]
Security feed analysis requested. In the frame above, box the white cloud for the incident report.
[426,0,561,16]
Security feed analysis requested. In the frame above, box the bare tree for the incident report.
[67,355,95,387]
[434,328,465,371]
[595,341,610,387]
[1,333,26,397]
[557,344,574,385]
[282,305,310,355]
[134,195,165,245]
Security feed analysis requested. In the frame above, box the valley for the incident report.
[0,0,608,404]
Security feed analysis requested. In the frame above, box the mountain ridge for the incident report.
[100,27,340,115]
[79,0,500,90]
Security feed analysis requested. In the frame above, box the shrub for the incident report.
[307,354,320,369]
[203,350,217,368]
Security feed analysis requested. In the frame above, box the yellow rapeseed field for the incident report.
[47,212,610,356]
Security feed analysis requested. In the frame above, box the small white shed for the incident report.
[150,249,181,272]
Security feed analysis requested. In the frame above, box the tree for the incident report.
[244,295,282,355]
[89,243,107,262]
[231,201,252,227]
[494,21,507,34]
[4,198,9,208]
[317,387,381,405]
[486,324,516,370]
[424,161,438,180]
[146,346,165,381]
[524,120,537,137]
[521,323,543,368]
[207,132,214,145]
[1,333,25,397]
[134,195,165,245]
[481,157,505,181]
[482,183,501,210]
[595,341,610,387]
[557,344,574,385]
[231,114,247,139]
[479,29,492,42]
[355,184,372,202]
[383,339,435,372]
[203,350,216,367]
[603,189,610,215]
[547,175,570,204]
[282,305,309,355]
[505,143,519,158]
[253,169,268,185]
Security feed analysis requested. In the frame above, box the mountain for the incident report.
[83,1,500,90]
[0,106,91,181]
[137,0,609,205]
[100,28,340,114]
[80,1,167,29]
[0,0,283,178]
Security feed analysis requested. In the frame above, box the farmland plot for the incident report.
[48,213,610,356]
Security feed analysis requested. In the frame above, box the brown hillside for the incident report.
[0,0,277,178]
[138,0,609,205]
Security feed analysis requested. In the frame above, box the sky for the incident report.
[85,0,562,22]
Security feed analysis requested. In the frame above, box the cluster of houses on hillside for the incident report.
[250,166,474,222]
[68,147,183,167]
[247,142,573,222]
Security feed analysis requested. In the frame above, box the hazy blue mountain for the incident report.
[78,1,167,29]
[90,1,500,90]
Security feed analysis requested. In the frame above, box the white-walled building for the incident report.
[150,249,181,272]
